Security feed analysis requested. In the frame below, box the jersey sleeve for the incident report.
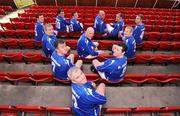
[86,88,107,105]
[82,39,99,56]
[46,38,55,53]
[96,59,114,72]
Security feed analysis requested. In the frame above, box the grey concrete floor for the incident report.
[0,85,179,107]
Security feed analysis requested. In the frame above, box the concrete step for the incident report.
[0,85,179,107]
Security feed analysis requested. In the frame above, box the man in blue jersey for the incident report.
[94,10,107,33]
[70,12,83,32]
[67,66,107,116]
[92,43,127,82]
[35,13,44,41]
[56,9,71,32]
[77,27,104,58]
[123,26,136,59]
[42,23,58,57]
[106,13,124,38]
[133,14,145,44]
[51,40,82,80]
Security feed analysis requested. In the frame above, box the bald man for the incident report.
[77,27,103,58]
[94,10,107,33]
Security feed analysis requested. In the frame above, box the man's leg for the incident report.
[75,60,83,68]
[67,54,74,64]
[106,24,114,33]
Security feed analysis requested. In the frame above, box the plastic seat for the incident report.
[132,107,161,115]
[47,107,72,114]
[159,106,180,116]
[1,30,16,38]
[160,32,173,41]
[10,18,21,23]
[171,42,180,51]
[124,74,146,84]
[145,25,152,32]
[104,108,132,114]
[166,21,175,26]
[0,23,14,30]
[23,52,42,63]
[57,32,69,38]
[8,72,31,82]
[3,52,23,63]
[152,25,163,32]
[3,39,19,49]
[155,20,165,25]
[69,31,82,38]
[31,72,54,83]
[13,22,25,30]
[174,26,180,32]
[171,55,180,64]
[16,106,46,115]
[147,32,161,41]
[153,54,173,64]
[142,41,158,51]
[158,42,173,51]
[163,25,174,33]
[173,33,180,41]
[21,17,31,23]
[28,30,35,38]
[66,40,78,50]
[15,30,29,38]
[86,74,101,82]
[135,54,154,64]
[0,106,17,115]
[18,39,35,49]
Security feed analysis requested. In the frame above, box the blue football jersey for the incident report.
[70,18,83,32]
[77,34,99,57]
[51,51,74,80]
[133,24,145,44]
[35,22,44,41]
[56,16,70,32]
[97,57,127,82]
[108,20,124,37]
[94,16,106,33]
[42,34,57,57]
[123,36,136,59]
[71,82,107,116]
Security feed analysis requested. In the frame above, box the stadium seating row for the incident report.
[0,52,179,64]
[20,11,180,21]
[0,72,180,84]
[8,16,180,26]
[0,6,13,16]
[0,105,179,116]
[0,39,180,51]
[0,29,180,40]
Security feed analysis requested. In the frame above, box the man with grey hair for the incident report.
[94,10,107,33]
[68,66,107,116]
[42,23,57,57]
[123,26,136,59]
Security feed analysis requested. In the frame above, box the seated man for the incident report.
[51,40,82,80]
[94,10,107,33]
[35,13,44,41]
[67,66,107,116]
[42,23,57,57]
[92,43,127,82]
[77,27,103,58]
[70,12,83,32]
[123,26,136,59]
[56,9,71,32]
[133,14,145,44]
[106,13,124,38]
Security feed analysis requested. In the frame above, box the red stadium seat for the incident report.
[31,72,54,83]
[163,25,174,33]
[176,21,180,25]
[15,30,29,38]
[0,105,18,115]
[66,40,78,50]
[153,54,173,64]
[160,106,180,116]
[28,30,35,38]
[2,52,23,63]
[47,107,72,114]
[142,41,158,51]
[165,21,175,26]
[155,20,165,26]
[21,17,31,23]
[23,52,42,63]
[10,18,21,23]
[104,108,132,114]
[147,32,161,41]
[16,106,46,115]
[152,25,163,32]
[69,31,82,38]
[171,55,180,64]
[124,74,146,84]
[0,23,14,30]
[1,30,16,38]
[173,33,180,41]
[13,22,25,30]
[171,42,180,51]
[145,25,152,32]
[174,26,180,32]
[18,13,28,17]
[3,39,19,49]
[160,32,173,41]
[8,72,31,82]
[136,54,154,64]
[18,39,35,49]
[86,74,101,82]
[132,107,161,115]
[98,40,118,50]
[158,42,173,51]
[57,32,69,38]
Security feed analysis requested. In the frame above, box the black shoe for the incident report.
[90,65,98,74]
